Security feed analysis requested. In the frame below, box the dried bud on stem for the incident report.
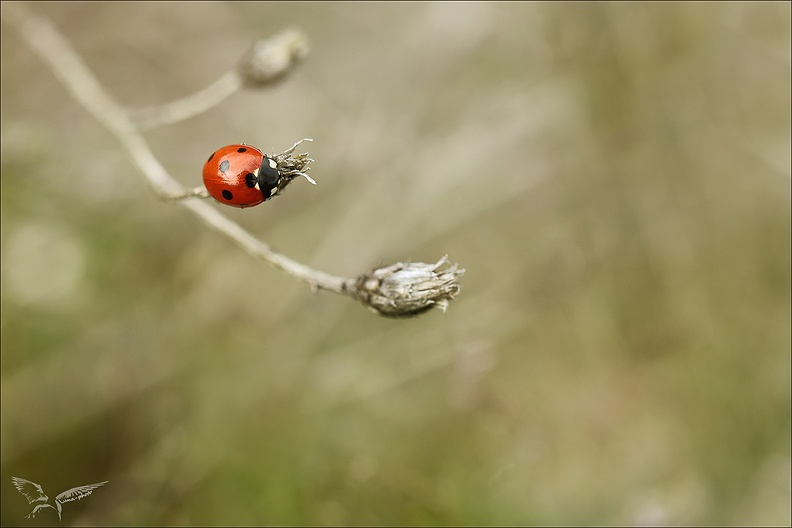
[270,138,316,198]
[237,29,310,87]
[352,256,465,318]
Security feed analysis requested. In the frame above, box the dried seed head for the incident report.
[237,29,310,87]
[269,138,315,198]
[353,256,465,318]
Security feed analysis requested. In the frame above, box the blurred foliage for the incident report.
[1,2,790,526]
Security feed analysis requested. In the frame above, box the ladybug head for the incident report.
[258,155,281,200]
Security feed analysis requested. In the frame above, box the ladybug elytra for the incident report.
[202,144,281,208]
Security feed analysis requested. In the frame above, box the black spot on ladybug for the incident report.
[237,147,247,153]
[222,190,233,200]
[219,160,230,173]
[244,173,256,188]
[207,152,215,163]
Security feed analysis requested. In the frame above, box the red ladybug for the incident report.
[202,144,281,208]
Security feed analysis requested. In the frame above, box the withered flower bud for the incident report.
[352,256,464,318]
[270,139,315,198]
[237,29,310,87]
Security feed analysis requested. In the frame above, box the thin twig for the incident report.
[130,72,244,130]
[129,28,309,130]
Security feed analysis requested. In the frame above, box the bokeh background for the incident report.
[2,2,790,526]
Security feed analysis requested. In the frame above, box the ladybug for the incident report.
[202,144,281,208]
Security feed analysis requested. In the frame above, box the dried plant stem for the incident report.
[130,27,309,130]
[3,4,463,317]
[130,72,244,130]
[3,3,353,295]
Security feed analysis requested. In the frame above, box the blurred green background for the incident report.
[1,2,790,526]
